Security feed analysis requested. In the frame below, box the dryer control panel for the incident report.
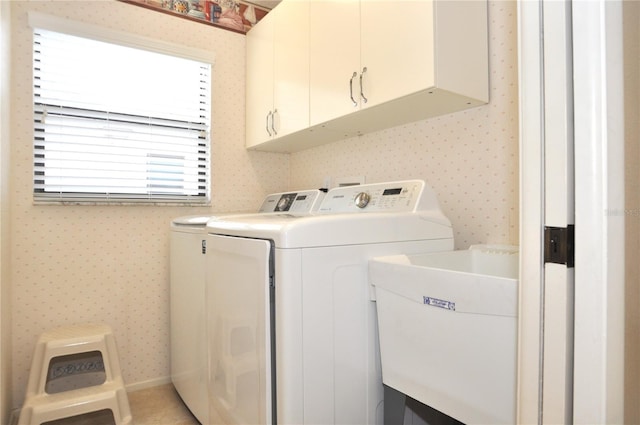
[319,180,430,213]
[259,189,326,213]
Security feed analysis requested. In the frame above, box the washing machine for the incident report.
[204,180,454,425]
[170,189,325,424]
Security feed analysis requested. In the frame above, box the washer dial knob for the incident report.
[354,192,371,208]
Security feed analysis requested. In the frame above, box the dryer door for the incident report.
[207,234,274,425]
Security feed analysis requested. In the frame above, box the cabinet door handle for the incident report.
[266,111,273,137]
[349,72,358,107]
[271,108,278,136]
[360,67,368,104]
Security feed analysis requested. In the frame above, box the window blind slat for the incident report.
[33,27,211,204]
[34,133,207,152]
[34,107,209,133]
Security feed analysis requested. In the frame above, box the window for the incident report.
[30,14,212,204]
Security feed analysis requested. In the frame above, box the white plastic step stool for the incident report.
[18,324,132,425]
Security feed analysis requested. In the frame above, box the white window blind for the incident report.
[32,26,212,204]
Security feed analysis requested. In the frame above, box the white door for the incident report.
[519,1,574,422]
[518,0,626,423]
[540,1,575,422]
[206,235,274,425]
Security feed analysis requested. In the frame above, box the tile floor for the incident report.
[33,384,200,425]
[128,384,200,425]
[16,382,463,425]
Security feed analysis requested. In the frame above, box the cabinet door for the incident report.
[246,11,275,148]
[309,0,361,127]
[273,0,309,139]
[360,1,434,109]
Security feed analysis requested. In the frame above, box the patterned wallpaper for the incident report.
[290,1,519,250]
[9,0,288,408]
[8,0,518,410]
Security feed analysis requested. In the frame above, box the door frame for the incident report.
[517,0,626,423]
[572,0,625,422]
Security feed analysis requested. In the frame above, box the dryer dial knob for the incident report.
[277,197,290,211]
[354,192,370,208]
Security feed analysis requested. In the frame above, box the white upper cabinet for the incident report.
[246,0,309,149]
[247,0,488,152]
[359,0,435,109]
[309,0,437,127]
[246,10,275,148]
[309,0,360,126]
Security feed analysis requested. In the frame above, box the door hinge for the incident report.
[201,239,206,254]
[544,225,574,268]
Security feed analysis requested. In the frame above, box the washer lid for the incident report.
[206,180,453,248]
[170,189,325,229]
[172,215,218,227]
[206,211,453,248]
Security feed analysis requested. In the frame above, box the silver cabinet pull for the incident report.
[271,108,278,135]
[349,72,358,107]
[266,111,272,137]
[360,67,368,104]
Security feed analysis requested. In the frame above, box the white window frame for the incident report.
[28,12,216,205]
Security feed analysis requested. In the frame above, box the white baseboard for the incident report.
[125,375,172,392]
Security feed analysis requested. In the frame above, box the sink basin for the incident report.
[369,245,518,425]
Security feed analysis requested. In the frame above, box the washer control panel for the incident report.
[319,180,426,213]
[259,189,326,213]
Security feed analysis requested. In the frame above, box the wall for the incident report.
[0,1,11,422]
[624,1,640,422]
[8,0,288,408]
[289,1,519,250]
[8,0,519,411]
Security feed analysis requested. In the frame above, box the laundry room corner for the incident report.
[289,0,519,250]
[6,0,289,412]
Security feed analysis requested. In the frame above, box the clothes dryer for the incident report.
[170,189,325,424]
[205,180,454,425]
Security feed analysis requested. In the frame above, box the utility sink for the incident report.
[369,245,518,425]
